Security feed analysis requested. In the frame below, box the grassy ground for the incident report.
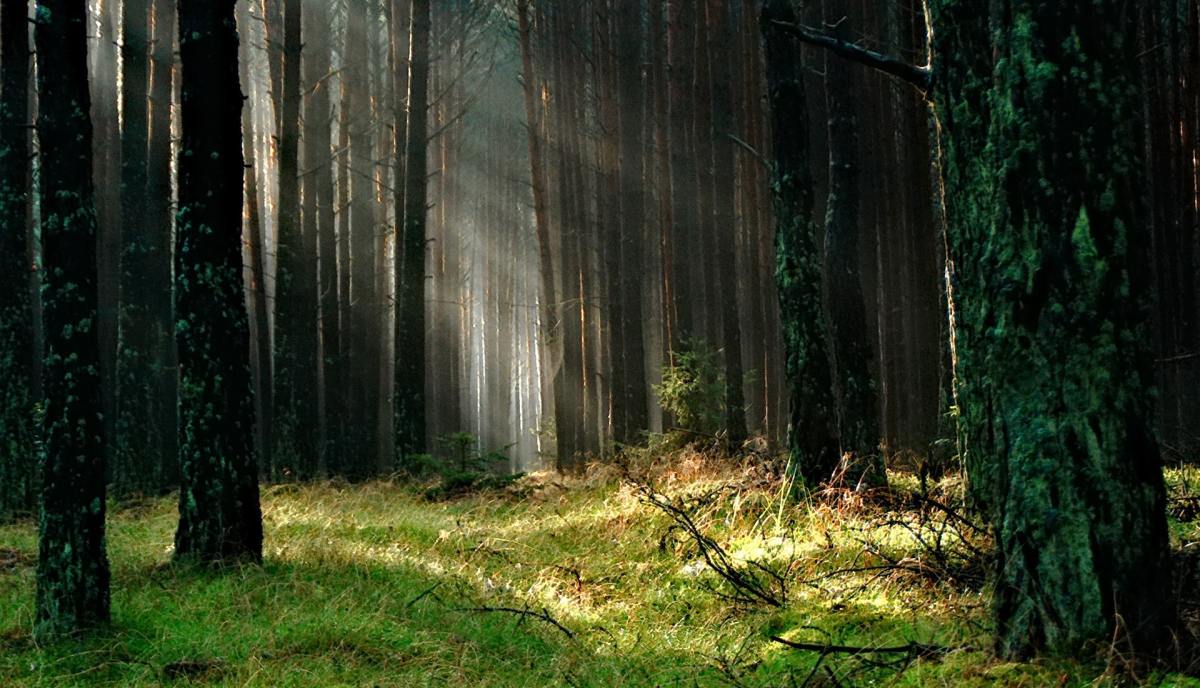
[3,453,1200,687]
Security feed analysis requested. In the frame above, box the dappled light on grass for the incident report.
[2,462,1200,685]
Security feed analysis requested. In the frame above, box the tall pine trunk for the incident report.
[395,0,431,459]
[174,0,263,564]
[273,0,319,478]
[0,0,36,517]
[34,0,111,638]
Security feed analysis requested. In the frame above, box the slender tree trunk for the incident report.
[346,0,377,479]
[822,23,883,485]
[117,0,175,494]
[34,0,111,638]
[616,0,648,444]
[395,0,431,459]
[148,0,179,488]
[0,0,36,517]
[708,0,746,446]
[305,0,336,476]
[273,0,319,478]
[760,0,840,486]
[174,0,263,564]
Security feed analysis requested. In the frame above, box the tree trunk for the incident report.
[274,0,319,478]
[174,0,263,564]
[117,0,176,494]
[395,0,431,459]
[0,0,36,517]
[148,0,179,488]
[930,0,1173,658]
[760,0,840,487]
[34,0,111,638]
[616,0,649,444]
[822,22,883,485]
[707,0,746,446]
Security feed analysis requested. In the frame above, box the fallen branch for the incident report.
[770,636,953,659]
[463,605,576,641]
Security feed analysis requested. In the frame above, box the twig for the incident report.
[463,605,576,640]
[770,636,952,659]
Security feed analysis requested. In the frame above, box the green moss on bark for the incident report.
[930,0,1173,659]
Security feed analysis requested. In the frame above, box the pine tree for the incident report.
[34,0,111,639]
[174,0,263,564]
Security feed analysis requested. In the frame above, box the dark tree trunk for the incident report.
[760,0,840,486]
[822,23,883,485]
[616,0,648,444]
[305,0,337,476]
[708,0,746,446]
[34,0,111,638]
[667,0,697,345]
[345,0,378,479]
[274,0,319,478]
[148,0,179,489]
[930,0,1173,659]
[395,0,431,459]
[174,0,263,564]
[0,0,36,517]
[117,0,175,494]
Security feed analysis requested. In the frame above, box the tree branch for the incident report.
[769,20,931,91]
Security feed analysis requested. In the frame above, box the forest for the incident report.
[1,0,1199,685]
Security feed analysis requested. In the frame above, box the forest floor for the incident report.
[3,446,1200,687]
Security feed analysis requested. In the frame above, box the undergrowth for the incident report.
[1,450,1199,686]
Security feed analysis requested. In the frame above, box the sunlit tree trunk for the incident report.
[174,0,263,564]
[34,0,111,638]
[117,0,176,494]
[345,0,378,479]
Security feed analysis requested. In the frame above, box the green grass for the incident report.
[2,458,1200,686]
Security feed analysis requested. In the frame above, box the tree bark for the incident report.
[395,0,431,459]
[174,0,263,564]
[930,0,1173,658]
[34,0,111,638]
[760,0,840,487]
[822,20,883,485]
[0,0,36,517]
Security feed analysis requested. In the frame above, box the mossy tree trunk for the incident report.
[174,0,263,565]
[395,0,431,461]
[930,0,1173,658]
[0,0,36,518]
[760,0,840,487]
[33,0,111,639]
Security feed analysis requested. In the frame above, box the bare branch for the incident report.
[769,20,931,92]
